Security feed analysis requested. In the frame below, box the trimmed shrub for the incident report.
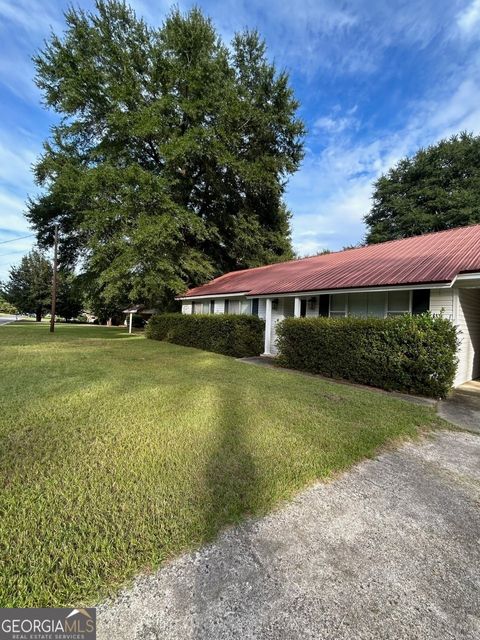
[276,313,458,398]
[146,313,264,358]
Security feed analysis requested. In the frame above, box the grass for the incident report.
[0,323,443,607]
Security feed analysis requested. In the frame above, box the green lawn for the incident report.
[0,323,443,607]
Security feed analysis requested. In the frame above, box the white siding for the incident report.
[429,288,454,320]
[454,288,480,386]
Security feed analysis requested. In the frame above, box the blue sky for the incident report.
[1,0,480,280]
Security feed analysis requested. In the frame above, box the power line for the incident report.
[0,251,29,259]
[0,234,35,246]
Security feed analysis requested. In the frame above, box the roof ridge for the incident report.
[238,223,480,273]
[181,223,480,298]
[294,222,480,263]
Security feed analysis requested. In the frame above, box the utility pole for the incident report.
[50,223,59,333]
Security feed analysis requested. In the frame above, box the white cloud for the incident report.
[0,188,34,280]
[0,0,63,35]
[456,0,480,35]
[0,133,40,279]
[205,0,459,78]
[0,137,37,191]
[313,107,358,135]
[0,192,30,233]
[0,212,35,281]
[288,61,480,256]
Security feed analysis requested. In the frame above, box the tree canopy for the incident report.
[4,250,52,321]
[364,132,480,244]
[28,1,304,310]
[56,272,84,321]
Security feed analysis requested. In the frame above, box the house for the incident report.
[177,224,480,387]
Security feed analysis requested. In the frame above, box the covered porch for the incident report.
[259,284,480,389]
[454,276,480,386]
[260,287,429,357]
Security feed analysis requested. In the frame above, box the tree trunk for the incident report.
[36,307,42,322]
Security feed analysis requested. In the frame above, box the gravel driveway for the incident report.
[98,431,480,640]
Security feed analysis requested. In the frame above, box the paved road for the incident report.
[97,431,480,640]
[0,314,18,325]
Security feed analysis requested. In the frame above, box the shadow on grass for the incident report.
[188,360,272,639]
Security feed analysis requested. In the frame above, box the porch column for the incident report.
[263,297,273,356]
[294,296,301,318]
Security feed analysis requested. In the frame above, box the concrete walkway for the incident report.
[97,431,480,640]
[438,381,480,434]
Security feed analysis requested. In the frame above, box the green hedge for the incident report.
[146,313,264,358]
[276,313,458,398]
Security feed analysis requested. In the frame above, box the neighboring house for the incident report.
[177,225,480,387]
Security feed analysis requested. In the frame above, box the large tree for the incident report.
[28,1,304,310]
[365,132,480,244]
[56,272,84,321]
[4,250,52,321]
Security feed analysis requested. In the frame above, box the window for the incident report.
[387,290,410,316]
[348,292,368,317]
[202,301,210,314]
[318,294,329,317]
[251,299,259,316]
[240,300,250,315]
[330,294,347,317]
[300,299,307,317]
[346,292,385,317]
[228,300,240,314]
[192,301,202,314]
[366,292,386,317]
[210,300,215,314]
[412,289,430,315]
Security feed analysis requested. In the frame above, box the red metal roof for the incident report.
[182,224,480,298]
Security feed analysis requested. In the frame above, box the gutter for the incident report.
[177,281,454,302]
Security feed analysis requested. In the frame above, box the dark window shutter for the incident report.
[210,300,215,314]
[251,299,259,316]
[412,289,430,315]
[318,294,330,317]
[224,299,229,313]
[300,299,307,317]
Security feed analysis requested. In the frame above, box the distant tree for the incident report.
[299,248,331,259]
[0,295,17,314]
[28,1,305,311]
[4,250,52,321]
[365,132,480,243]
[341,243,363,251]
[56,272,84,321]
[84,286,128,326]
